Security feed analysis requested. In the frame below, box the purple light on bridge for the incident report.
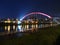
[20,12,52,21]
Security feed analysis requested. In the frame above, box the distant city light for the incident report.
[18,21,21,24]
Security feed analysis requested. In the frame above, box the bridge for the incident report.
[0,12,60,35]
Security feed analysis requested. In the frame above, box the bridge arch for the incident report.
[20,12,52,21]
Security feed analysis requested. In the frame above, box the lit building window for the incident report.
[8,20,11,23]
[7,18,11,23]
[13,21,15,23]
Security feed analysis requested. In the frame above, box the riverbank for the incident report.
[0,25,60,45]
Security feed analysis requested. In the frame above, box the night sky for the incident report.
[0,0,60,19]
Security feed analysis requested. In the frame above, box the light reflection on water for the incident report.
[0,24,52,32]
[0,24,53,37]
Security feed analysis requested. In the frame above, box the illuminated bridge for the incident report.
[18,12,53,32]
[0,12,56,34]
